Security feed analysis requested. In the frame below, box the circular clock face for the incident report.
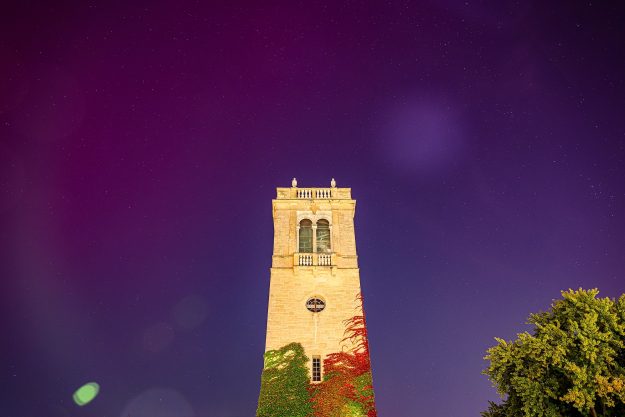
[306,297,326,313]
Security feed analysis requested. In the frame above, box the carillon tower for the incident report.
[257,179,376,417]
[265,178,363,380]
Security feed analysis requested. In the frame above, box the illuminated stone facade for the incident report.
[264,181,363,379]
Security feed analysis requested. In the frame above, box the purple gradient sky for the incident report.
[2,1,625,416]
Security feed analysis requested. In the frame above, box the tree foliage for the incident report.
[483,288,625,417]
[257,342,313,417]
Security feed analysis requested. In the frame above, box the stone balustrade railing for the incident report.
[318,253,332,266]
[298,253,314,266]
[276,187,351,200]
[296,188,332,199]
[294,253,335,266]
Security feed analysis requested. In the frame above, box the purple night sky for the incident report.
[2,1,625,416]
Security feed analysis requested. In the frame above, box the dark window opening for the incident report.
[312,357,321,382]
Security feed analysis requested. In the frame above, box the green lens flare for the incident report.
[73,382,100,406]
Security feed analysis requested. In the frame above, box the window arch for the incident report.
[299,219,313,253]
[316,219,331,253]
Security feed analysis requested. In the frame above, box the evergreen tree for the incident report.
[483,289,625,417]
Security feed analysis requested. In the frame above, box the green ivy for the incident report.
[256,342,313,417]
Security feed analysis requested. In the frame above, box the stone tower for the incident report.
[264,179,363,381]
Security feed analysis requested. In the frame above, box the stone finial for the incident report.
[330,178,336,188]
[291,178,298,188]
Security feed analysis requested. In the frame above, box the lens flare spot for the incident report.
[72,382,99,406]
[143,322,174,353]
[382,96,465,175]
[173,295,208,330]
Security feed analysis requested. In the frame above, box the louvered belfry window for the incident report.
[299,219,313,253]
[316,219,331,253]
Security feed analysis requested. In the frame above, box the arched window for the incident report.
[316,219,331,253]
[299,219,313,253]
